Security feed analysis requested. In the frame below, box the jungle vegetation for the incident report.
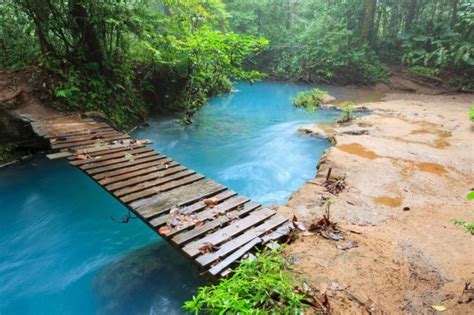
[1,1,473,128]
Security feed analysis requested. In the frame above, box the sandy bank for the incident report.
[280,92,474,314]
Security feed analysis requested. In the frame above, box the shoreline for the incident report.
[278,92,474,313]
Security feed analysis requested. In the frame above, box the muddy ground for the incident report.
[279,91,474,314]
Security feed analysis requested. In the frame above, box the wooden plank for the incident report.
[208,238,262,276]
[183,208,275,257]
[68,137,134,151]
[193,196,251,222]
[69,142,149,159]
[98,161,179,186]
[261,222,294,243]
[37,123,110,137]
[69,146,152,166]
[131,180,225,218]
[50,129,119,145]
[114,169,196,197]
[86,154,166,175]
[92,158,172,180]
[196,215,288,267]
[80,151,158,171]
[105,165,185,191]
[121,174,205,203]
[149,190,238,228]
[47,151,72,159]
[170,201,261,245]
[52,134,131,149]
[44,126,115,139]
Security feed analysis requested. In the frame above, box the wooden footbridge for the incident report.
[23,113,293,278]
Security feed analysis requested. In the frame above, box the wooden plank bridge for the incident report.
[22,113,293,279]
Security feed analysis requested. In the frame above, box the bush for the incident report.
[292,88,328,112]
[183,248,306,314]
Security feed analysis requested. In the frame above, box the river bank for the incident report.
[279,92,474,313]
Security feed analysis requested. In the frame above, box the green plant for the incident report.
[183,248,307,314]
[292,88,328,112]
[469,107,474,121]
[407,66,440,77]
[337,102,355,123]
[0,144,16,164]
[451,191,474,235]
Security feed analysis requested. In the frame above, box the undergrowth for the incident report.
[183,248,306,314]
[451,192,474,235]
[292,88,328,112]
[0,144,16,164]
[337,102,355,123]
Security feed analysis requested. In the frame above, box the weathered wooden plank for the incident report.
[51,129,119,145]
[148,190,238,228]
[87,154,166,175]
[68,137,134,151]
[92,158,172,180]
[193,196,251,222]
[70,146,152,166]
[208,238,262,276]
[52,134,131,150]
[80,151,158,171]
[183,208,275,257]
[121,174,205,203]
[98,161,179,186]
[170,201,261,245]
[114,169,195,197]
[261,222,294,243]
[105,165,185,191]
[37,122,110,137]
[44,126,115,139]
[196,215,288,267]
[131,180,225,218]
[69,142,149,159]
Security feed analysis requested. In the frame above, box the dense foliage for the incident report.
[224,0,473,87]
[0,0,267,129]
[183,249,306,314]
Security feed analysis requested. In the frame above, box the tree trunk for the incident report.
[359,0,377,46]
[70,0,104,65]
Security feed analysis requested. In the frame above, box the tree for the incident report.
[359,0,377,46]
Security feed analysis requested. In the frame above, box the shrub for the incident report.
[292,88,328,112]
[183,248,306,314]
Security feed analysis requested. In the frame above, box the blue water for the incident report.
[134,81,342,204]
[0,81,362,314]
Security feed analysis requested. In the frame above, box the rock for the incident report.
[298,125,330,139]
[321,95,336,104]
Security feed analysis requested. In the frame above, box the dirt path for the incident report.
[279,92,474,314]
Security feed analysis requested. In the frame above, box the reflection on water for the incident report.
[94,243,205,315]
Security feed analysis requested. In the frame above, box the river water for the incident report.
[0,81,377,314]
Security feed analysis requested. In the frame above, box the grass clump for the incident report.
[469,106,474,121]
[292,88,329,112]
[183,248,306,314]
[337,102,355,123]
[0,144,17,164]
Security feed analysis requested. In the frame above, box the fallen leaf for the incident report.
[158,226,171,235]
[195,220,204,227]
[198,242,215,254]
[74,153,90,160]
[431,305,447,312]
[204,197,218,207]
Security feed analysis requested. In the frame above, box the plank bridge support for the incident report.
[24,114,294,279]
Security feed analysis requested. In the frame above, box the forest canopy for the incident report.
[1,0,473,128]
